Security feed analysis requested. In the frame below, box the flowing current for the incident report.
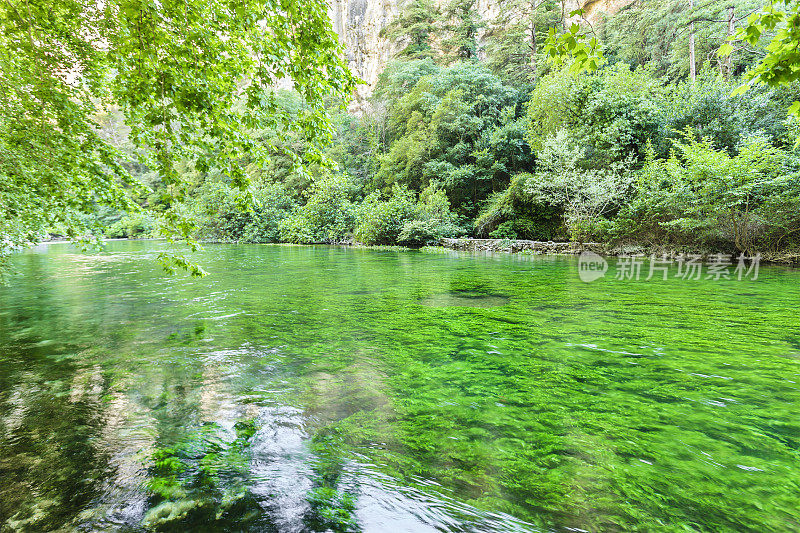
[1,241,799,532]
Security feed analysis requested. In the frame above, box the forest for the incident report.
[65,0,800,263]
[2,0,800,274]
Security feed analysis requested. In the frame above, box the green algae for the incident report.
[141,419,262,531]
[0,241,799,532]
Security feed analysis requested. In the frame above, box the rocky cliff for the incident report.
[328,0,634,106]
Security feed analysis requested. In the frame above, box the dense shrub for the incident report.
[280,174,358,244]
[354,185,464,245]
[526,130,634,242]
[475,174,565,241]
[663,73,800,155]
[190,182,294,243]
[398,186,465,245]
[106,213,155,238]
[611,131,800,253]
[354,185,417,244]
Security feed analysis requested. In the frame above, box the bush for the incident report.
[474,174,565,241]
[663,73,800,155]
[611,130,800,253]
[190,182,294,243]
[526,130,634,242]
[487,218,559,240]
[353,185,464,246]
[280,174,358,244]
[354,185,417,244]
[757,194,800,254]
[398,187,465,245]
[106,213,155,238]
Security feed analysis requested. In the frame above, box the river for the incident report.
[1,241,798,532]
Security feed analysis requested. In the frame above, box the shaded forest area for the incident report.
[59,0,800,258]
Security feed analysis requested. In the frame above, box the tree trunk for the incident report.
[530,0,537,68]
[723,6,735,79]
[689,0,696,83]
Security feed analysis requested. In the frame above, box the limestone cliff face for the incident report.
[328,0,402,105]
[328,0,633,106]
[327,0,499,105]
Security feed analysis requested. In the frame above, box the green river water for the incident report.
[1,240,799,532]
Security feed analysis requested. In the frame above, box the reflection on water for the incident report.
[1,241,799,532]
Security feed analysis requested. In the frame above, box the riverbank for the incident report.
[436,238,800,264]
[37,235,800,265]
[438,238,606,255]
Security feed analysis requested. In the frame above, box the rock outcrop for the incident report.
[439,238,608,255]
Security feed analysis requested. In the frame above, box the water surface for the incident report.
[1,241,799,532]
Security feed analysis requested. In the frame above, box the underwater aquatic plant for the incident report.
[141,419,263,531]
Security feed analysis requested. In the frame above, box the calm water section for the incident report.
[1,241,799,532]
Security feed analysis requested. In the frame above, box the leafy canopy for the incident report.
[0,0,357,272]
[722,0,800,116]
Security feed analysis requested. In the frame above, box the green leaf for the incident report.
[718,43,734,57]
[731,85,751,97]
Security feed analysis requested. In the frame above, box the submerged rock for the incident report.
[141,491,264,531]
[142,499,206,530]
[419,292,509,308]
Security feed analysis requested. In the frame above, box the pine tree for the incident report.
[484,0,562,84]
[442,0,484,61]
[380,0,441,60]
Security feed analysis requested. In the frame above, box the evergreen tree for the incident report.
[442,0,483,61]
[484,0,563,84]
[380,0,441,60]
